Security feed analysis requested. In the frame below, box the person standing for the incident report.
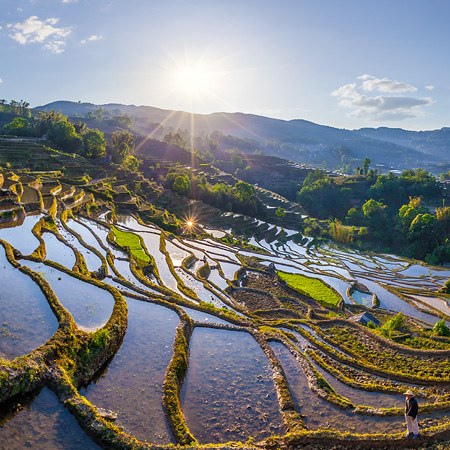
[404,389,419,438]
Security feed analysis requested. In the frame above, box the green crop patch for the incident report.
[111,226,150,265]
[278,271,342,307]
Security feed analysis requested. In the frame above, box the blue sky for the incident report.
[0,0,449,130]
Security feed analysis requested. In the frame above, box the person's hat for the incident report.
[404,389,414,396]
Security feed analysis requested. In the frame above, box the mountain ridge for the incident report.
[36,101,450,171]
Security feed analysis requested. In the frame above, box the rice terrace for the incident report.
[1,1,450,449]
[0,132,449,449]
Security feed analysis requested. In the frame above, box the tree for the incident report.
[345,207,363,225]
[47,119,83,153]
[82,129,106,159]
[409,213,437,241]
[302,169,327,187]
[164,131,186,149]
[122,155,140,172]
[433,319,450,337]
[3,117,33,136]
[275,207,286,218]
[74,121,87,135]
[235,181,255,202]
[436,206,450,237]
[363,157,371,175]
[298,178,351,219]
[398,197,426,232]
[111,130,136,163]
[231,154,244,170]
[172,175,190,195]
[361,199,388,239]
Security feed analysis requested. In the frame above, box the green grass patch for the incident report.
[278,271,342,307]
[110,226,150,266]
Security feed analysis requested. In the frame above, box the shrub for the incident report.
[433,319,450,337]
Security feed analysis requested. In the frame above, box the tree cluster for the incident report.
[298,166,449,263]
[162,167,263,216]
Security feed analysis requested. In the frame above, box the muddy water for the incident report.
[0,214,41,255]
[81,299,178,444]
[181,328,284,443]
[0,388,99,449]
[43,232,76,268]
[21,261,114,332]
[0,248,58,359]
[270,341,406,433]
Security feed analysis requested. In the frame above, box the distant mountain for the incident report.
[36,101,449,171]
[357,127,450,160]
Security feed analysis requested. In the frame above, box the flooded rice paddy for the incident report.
[181,328,284,443]
[1,209,449,448]
[0,248,58,359]
[81,299,179,444]
[0,388,100,450]
[21,261,115,331]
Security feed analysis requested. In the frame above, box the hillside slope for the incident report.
[36,101,446,170]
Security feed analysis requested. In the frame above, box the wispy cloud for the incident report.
[80,34,103,45]
[425,85,435,91]
[62,0,79,3]
[7,16,71,54]
[332,75,433,121]
[0,78,3,84]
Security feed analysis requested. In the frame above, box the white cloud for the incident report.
[0,78,3,84]
[425,85,435,91]
[332,75,433,121]
[357,74,417,93]
[8,16,71,54]
[80,34,103,44]
[62,0,79,3]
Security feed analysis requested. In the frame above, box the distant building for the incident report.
[352,311,381,327]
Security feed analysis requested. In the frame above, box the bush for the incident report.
[433,319,450,337]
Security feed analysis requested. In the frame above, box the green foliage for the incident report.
[163,167,263,215]
[433,319,450,337]
[110,226,151,266]
[275,207,286,218]
[361,198,389,241]
[172,174,190,195]
[278,271,342,307]
[3,117,34,136]
[121,155,140,172]
[381,313,405,337]
[298,178,352,219]
[408,213,438,259]
[47,119,84,153]
[441,279,450,294]
[110,130,136,163]
[398,196,426,231]
[329,219,354,243]
[81,128,107,159]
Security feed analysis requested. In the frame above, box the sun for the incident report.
[170,63,214,96]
